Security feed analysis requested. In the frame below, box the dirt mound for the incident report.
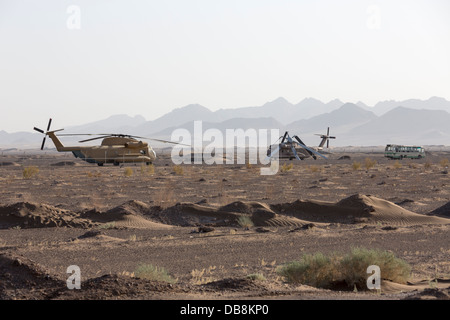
[74,230,126,242]
[154,203,240,227]
[0,202,94,229]
[429,202,450,218]
[203,277,268,292]
[1,195,447,230]
[0,161,19,166]
[270,194,450,226]
[56,274,181,300]
[155,201,307,227]
[83,201,173,229]
[219,201,273,214]
[0,253,62,299]
[405,287,450,300]
[51,161,79,166]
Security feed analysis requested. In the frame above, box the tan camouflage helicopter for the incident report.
[34,118,185,166]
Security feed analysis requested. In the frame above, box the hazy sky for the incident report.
[1,0,449,133]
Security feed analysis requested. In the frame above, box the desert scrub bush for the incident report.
[134,263,176,283]
[173,165,184,175]
[87,171,101,178]
[99,222,116,230]
[237,215,254,229]
[278,252,338,288]
[339,247,411,288]
[364,157,377,170]
[424,161,432,170]
[22,166,39,179]
[440,158,449,168]
[309,165,320,173]
[352,161,361,170]
[278,248,411,290]
[140,163,154,175]
[190,266,216,285]
[124,167,133,177]
[246,273,266,281]
[281,163,293,172]
[392,160,402,169]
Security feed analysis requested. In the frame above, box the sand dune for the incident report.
[0,202,93,229]
[272,194,450,226]
[0,194,448,230]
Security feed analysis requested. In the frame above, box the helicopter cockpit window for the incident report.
[140,150,146,155]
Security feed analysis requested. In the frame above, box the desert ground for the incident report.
[0,148,449,303]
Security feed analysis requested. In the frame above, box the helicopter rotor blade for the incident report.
[52,131,192,146]
[57,134,104,136]
[265,144,281,162]
[281,132,288,144]
[46,118,52,132]
[120,135,191,146]
[40,137,46,150]
[34,127,45,134]
[79,136,113,143]
[144,138,191,146]
[293,135,327,160]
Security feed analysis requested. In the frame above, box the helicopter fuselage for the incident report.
[47,133,156,166]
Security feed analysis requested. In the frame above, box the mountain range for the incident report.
[1,96,450,149]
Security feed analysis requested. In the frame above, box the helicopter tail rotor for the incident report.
[33,118,63,150]
[33,118,53,150]
[315,127,336,149]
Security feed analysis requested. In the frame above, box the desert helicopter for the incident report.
[33,118,185,166]
[266,127,336,161]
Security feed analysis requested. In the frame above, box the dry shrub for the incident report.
[173,165,184,175]
[424,161,432,170]
[352,161,361,170]
[393,160,402,169]
[309,165,320,173]
[278,248,411,290]
[340,248,411,288]
[190,266,216,285]
[87,171,101,178]
[281,163,293,172]
[237,215,254,229]
[440,158,449,168]
[124,167,133,177]
[140,164,154,175]
[22,166,39,179]
[134,264,176,283]
[278,252,337,288]
[364,158,377,170]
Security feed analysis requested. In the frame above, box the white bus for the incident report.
[384,144,426,159]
